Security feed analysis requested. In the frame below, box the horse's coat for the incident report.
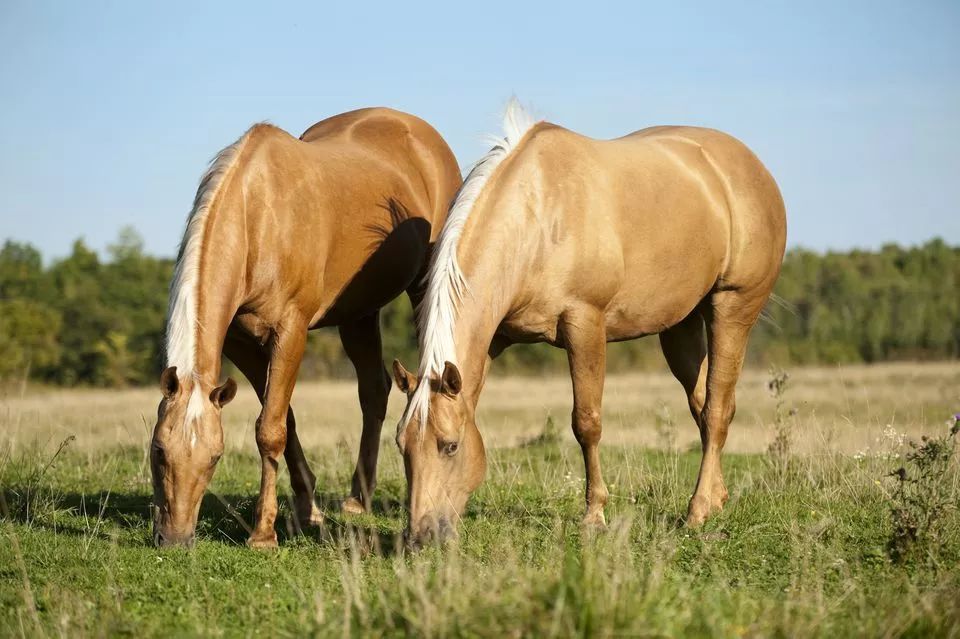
[151,108,461,547]
[394,102,786,546]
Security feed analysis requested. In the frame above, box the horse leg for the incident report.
[686,291,764,527]
[223,333,322,531]
[247,313,308,548]
[661,310,727,518]
[659,309,708,433]
[562,306,609,527]
[339,312,391,514]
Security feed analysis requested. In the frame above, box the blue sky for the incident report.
[1,1,957,259]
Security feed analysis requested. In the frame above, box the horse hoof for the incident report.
[686,494,722,527]
[246,534,279,549]
[685,511,708,528]
[341,496,366,515]
[581,511,607,530]
[295,501,324,527]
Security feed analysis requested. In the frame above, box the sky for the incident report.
[0,1,958,260]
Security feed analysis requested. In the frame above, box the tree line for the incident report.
[0,229,956,387]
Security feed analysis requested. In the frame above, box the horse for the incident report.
[393,100,786,547]
[151,108,461,548]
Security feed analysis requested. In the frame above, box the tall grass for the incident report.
[0,363,959,636]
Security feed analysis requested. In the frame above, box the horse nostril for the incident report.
[154,530,196,548]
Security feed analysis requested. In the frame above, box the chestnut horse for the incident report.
[394,101,786,546]
[152,108,461,547]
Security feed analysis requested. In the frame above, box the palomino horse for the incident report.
[151,108,461,547]
[394,101,786,546]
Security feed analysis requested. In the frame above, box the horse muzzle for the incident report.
[405,513,457,550]
[153,520,197,548]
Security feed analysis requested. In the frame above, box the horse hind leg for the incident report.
[660,310,729,520]
[685,289,766,527]
[659,309,708,434]
[339,312,391,514]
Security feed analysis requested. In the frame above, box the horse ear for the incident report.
[211,378,237,408]
[393,360,417,395]
[440,361,462,397]
[160,367,179,399]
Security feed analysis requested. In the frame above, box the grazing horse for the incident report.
[151,108,461,547]
[393,100,786,546]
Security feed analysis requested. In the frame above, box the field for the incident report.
[1,361,959,637]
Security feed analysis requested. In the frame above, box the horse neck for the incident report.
[193,260,244,386]
[169,164,249,388]
[450,186,532,404]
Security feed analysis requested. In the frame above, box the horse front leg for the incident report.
[248,313,308,548]
[561,306,609,528]
[223,332,322,533]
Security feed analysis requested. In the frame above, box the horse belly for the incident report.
[315,216,432,326]
[604,242,724,340]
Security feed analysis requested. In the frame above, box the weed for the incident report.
[653,401,677,451]
[765,367,796,477]
[521,415,561,447]
[886,414,960,564]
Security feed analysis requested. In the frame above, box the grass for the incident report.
[1,362,959,637]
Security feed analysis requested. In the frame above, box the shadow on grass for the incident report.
[0,485,407,556]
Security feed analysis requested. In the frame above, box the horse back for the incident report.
[299,107,461,236]
[231,111,461,329]
[497,124,785,339]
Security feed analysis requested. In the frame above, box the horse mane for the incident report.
[165,125,262,426]
[401,99,538,433]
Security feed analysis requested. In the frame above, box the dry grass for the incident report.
[3,361,957,456]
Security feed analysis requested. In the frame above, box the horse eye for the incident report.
[441,441,459,457]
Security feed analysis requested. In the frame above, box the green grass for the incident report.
[1,433,959,638]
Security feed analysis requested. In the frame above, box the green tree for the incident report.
[0,299,61,380]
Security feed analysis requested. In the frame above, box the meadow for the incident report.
[1,361,959,637]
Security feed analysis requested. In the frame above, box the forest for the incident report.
[0,228,957,387]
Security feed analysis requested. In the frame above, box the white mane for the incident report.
[165,129,251,428]
[401,99,538,432]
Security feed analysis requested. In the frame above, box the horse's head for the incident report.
[150,366,236,547]
[393,359,486,549]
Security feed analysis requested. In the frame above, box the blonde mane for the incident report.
[165,127,255,428]
[401,99,538,433]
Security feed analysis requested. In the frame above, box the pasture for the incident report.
[2,361,959,637]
